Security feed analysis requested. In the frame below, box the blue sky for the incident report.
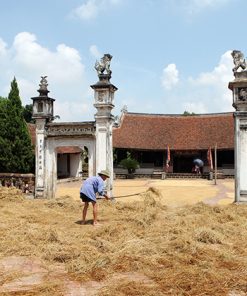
[0,0,246,122]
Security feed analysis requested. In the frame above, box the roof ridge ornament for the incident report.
[121,105,128,113]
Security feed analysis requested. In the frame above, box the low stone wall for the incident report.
[0,173,35,194]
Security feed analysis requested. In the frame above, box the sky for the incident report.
[0,0,246,122]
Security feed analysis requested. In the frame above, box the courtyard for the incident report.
[2,178,247,296]
[56,178,235,207]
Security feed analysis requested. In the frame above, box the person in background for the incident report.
[194,165,201,175]
[80,170,110,226]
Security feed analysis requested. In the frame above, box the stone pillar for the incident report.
[91,72,117,195]
[31,76,55,198]
[45,138,57,199]
[229,62,247,203]
[34,119,46,197]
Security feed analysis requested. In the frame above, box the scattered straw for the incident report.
[0,187,24,201]
[1,186,247,295]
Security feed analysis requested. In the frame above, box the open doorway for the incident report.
[56,146,82,179]
[173,154,200,173]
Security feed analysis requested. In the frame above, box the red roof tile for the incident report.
[56,146,82,154]
[113,112,234,150]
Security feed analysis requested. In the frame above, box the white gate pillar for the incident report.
[34,119,46,197]
[32,76,55,198]
[91,54,117,194]
[229,50,247,203]
[45,139,57,199]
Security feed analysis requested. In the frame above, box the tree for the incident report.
[183,111,195,116]
[0,97,12,171]
[0,78,34,173]
[119,152,139,174]
[23,104,34,123]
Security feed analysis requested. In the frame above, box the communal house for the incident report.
[112,109,234,177]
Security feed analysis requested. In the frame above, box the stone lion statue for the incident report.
[95,54,112,76]
[231,50,246,73]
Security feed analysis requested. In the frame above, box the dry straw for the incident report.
[1,187,247,295]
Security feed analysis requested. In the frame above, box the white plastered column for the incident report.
[34,119,46,198]
[95,117,114,194]
[234,113,247,202]
[229,69,247,203]
[45,138,57,199]
[91,74,117,196]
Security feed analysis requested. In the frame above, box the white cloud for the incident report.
[17,78,37,103]
[12,32,85,83]
[183,101,207,114]
[54,101,92,122]
[0,38,7,56]
[161,63,179,90]
[71,0,98,20]
[89,45,102,59]
[172,0,231,16]
[188,50,233,86]
[161,51,235,114]
[0,32,93,121]
[185,51,234,113]
[70,0,122,21]
[188,51,233,111]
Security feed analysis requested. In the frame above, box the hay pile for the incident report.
[1,186,247,295]
[0,186,25,201]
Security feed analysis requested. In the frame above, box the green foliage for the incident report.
[113,147,118,163]
[183,110,196,116]
[119,152,139,174]
[0,78,35,173]
[23,104,34,123]
[8,77,22,110]
[23,103,60,123]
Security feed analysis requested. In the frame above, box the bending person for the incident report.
[80,170,110,226]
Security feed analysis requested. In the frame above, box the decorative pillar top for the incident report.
[95,54,112,76]
[230,50,247,80]
[91,54,118,107]
[229,50,247,111]
[38,76,50,96]
[94,54,113,83]
[31,76,55,121]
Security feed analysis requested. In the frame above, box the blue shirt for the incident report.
[80,176,106,202]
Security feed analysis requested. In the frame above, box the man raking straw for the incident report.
[79,170,110,226]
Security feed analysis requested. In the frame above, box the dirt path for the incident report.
[203,180,234,205]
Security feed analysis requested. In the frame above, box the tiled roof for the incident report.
[56,146,82,154]
[113,112,234,150]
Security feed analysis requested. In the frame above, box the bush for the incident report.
[119,154,139,174]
